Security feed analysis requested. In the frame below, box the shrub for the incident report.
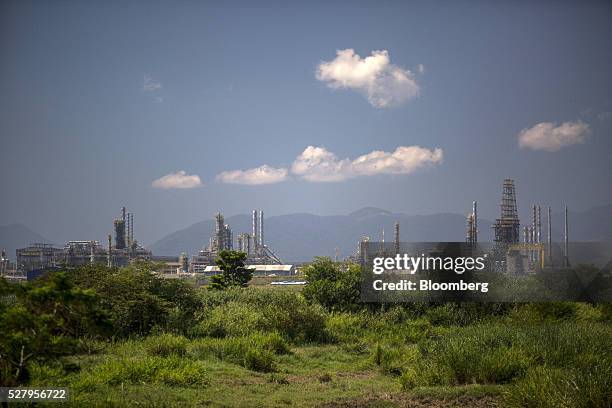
[371,343,418,376]
[0,273,109,386]
[195,289,329,344]
[399,368,418,390]
[191,302,267,338]
[243,348,276,372]
[144,333,188,357]
[302,258,361,312]
[68,263,201,337]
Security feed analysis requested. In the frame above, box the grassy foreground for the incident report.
[25,287,612,407]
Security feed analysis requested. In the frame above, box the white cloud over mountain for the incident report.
[316,49,420,108]
[292,145,443,182]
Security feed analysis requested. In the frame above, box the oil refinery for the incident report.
[1,179,577,280]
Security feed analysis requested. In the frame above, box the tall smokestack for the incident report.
[537,206,541,243]
[107,234,112,267]
[532,205,537,244]
[90,240,95,264]
[473,201,478,244]
[564,206,569,267]
[259,210,264,247]
[547,206,552,267]
[394,222,400,254]
[125,212,133,248]
[252,210,259,249]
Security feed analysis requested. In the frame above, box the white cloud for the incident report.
[152,171,202,189]
[290,146,351,182]
[216,165,289,185]
[143,75,162,92]
[291,145,443,182]
[316,49,420,108]
[518,121,590,151]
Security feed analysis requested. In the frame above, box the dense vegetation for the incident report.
[0,255,610,407]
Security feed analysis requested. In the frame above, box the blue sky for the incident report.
[1,0,611,245]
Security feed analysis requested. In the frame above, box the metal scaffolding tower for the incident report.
[493,179,520,245]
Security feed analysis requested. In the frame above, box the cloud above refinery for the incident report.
[152,171,202,189]
[316,49,420,108]
[292,145,443,182]
[518,121,590,151]
[216,165,289,185]
[217,145,443,184]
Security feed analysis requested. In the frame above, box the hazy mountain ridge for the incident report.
[0,224,51,261]
[152,209,487,261]
[3,205,610,263]
[149,205,612,261]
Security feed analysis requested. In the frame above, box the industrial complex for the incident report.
[476,178,570,274]
[8,207,152,280]
[1,178,575,281]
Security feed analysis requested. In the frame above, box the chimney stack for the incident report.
[259,210,264,247]
[252,210,259,250]
[564,206,569,267]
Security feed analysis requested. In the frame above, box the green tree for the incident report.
[68,262,201,336]
[302,257,361,312]
[0,273,108,385]
[210,250,254,289]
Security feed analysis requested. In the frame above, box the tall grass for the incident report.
[189,331,290,372]
[74,355,209,389]
[194,288,329,343]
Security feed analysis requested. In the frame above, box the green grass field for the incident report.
[25,289,611,407]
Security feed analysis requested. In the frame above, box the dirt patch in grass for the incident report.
[319,393,500,408]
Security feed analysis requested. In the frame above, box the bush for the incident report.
[0,273,109,386]
[243,348,276,372]
[191,302,267,338]
[144,333,188,357]
[302,258,361,312]
[69,263,201,337]
[371,342,419,376]
[195,288,329,343]
[399,368,418,390]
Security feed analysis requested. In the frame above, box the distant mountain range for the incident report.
[149,205,612,262]
[3,205,610,263]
